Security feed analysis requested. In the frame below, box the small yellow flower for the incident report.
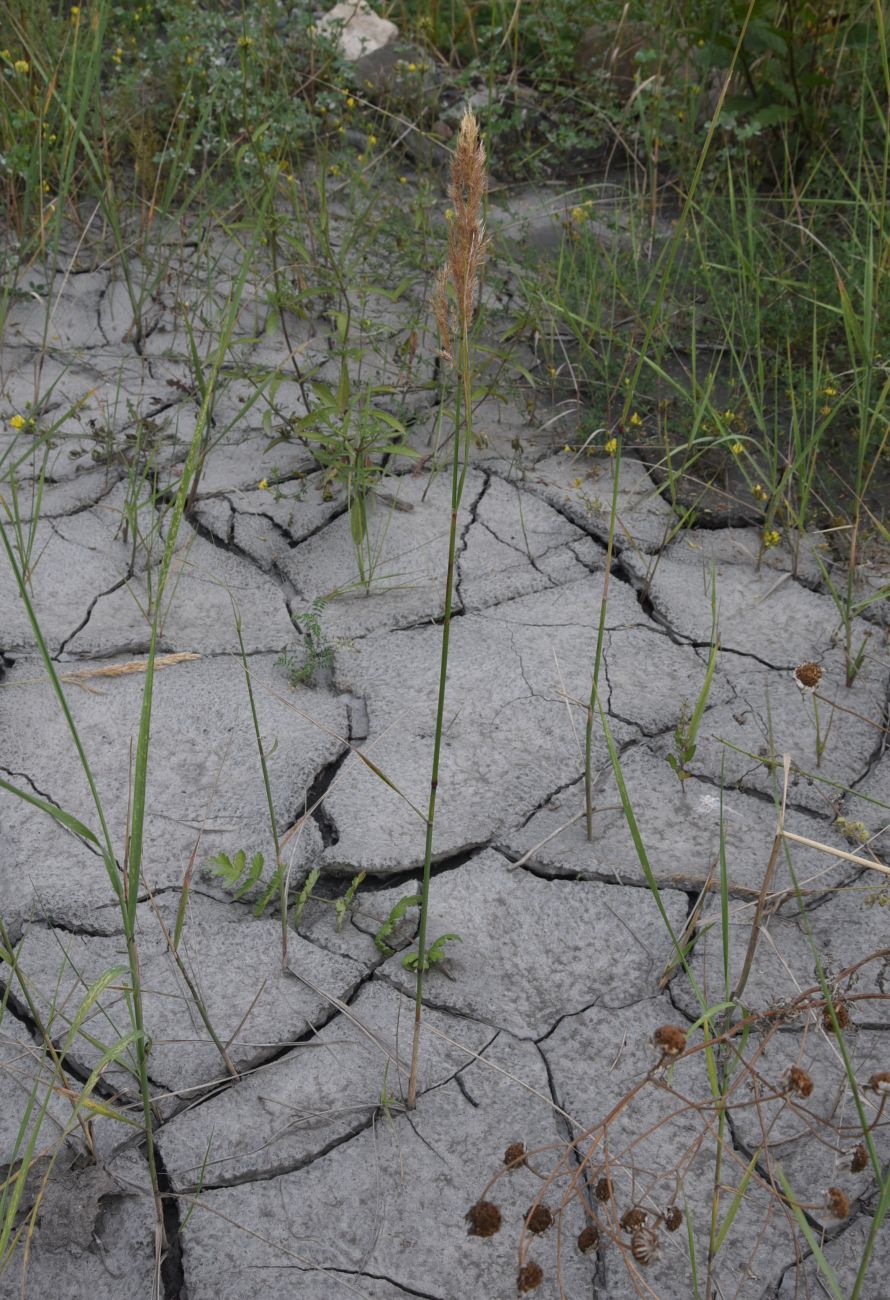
[328,164,340,175]
[629,411,642,427]
[572,476,583,488]
[42,181,50,193]
[346,95,355,108]
[338,125,345,135]
[570,205,585,223]
[10,415,26,430]
[1,50,10,60]
[408,61,417,71]
[730,441,744,455]
[820,404,831,415]
[752,483,769,501]
[823,385,837,396]
[258,478,269,491]
[14,59,29,74]
[763,529,781,549]
[112,46,122,64]
[366,133,377,146]
[237,34,254,48]
[445,207,454,222]
[723,409,736,423]
[563,444,573,454]
[356,153,365,163]
[399,175,407,184]
[547,366,557,378]
[604,437,618,455]
[70,5,80,15]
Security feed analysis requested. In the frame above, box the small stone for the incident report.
[318,1,398,61]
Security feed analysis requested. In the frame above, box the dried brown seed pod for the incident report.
[864,1071,890,1094]
[825,1187,850,1219]
[466,1200,502,1238]
[652,1025,687,1058]
[664,1205,683,1232]
[504,1142,527,1169]
[631,1225,660,1265]
[517,1262,544,1293]
[794,661,823,692]
[823,999,851,1032]
[620,1207,647,1233]
[850,1143,868,1174]
[784,1065,814,1098]
[595,1176,613,1203]
[524,1204,553,1235]
[577,1224,600,1254]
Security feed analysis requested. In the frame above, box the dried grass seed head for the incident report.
[466,1200,502,1238]
[446,110,489,330]
[517,1261,544,1293]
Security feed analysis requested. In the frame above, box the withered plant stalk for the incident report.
[407,112,489,1109]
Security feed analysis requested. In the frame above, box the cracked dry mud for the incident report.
[1,240,889,1300]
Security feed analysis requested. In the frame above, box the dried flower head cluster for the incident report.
[850,1143,868,1174]
[504,1141,527,1169]
[825,1186,850,1219]
[466,1200,501,1238]
[653,1024,687,1060]
[784,1065,814,1098]
[524,1204,553,1235]
[794,661,823,693]
[432,111,489,365]
[517,1261,544,1292]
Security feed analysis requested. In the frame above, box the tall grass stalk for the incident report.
[406,111,488,1109]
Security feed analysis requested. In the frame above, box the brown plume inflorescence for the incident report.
[432,110,489,365]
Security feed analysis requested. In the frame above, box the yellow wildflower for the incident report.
[444,207,454,222]
[237,34,254,48]
[570,205,585,223]
[572,476,583,488]
[398,175,407,184]
[763,529,781,549]
[346,95,355,108]
[730,441,744,455]
[752,483,769,501]
[604,437,618,455]
[408,62,417,71]
[258,478,269,491]
[629,411,642,427]
[328,164,340,175]
[366,133,377,146]
[14,59,29,74]
[823,385,837,396]
[820,404,831,415]
[10,415,26,430]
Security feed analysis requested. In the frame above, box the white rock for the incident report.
[318,0,398,61]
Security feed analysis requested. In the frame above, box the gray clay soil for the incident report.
[1,200,889,1300]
